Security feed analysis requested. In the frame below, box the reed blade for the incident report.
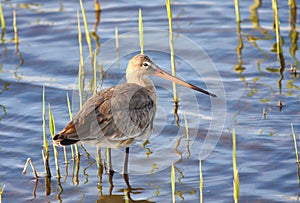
[199,160,203,203]
[42,86,48,155]
[232,129,239,203]
[234,0,241,22]
[79,0,93,58]
[293,123,300,182]
[115,26,119,51]
[77,10,85,76]
[171,162,176,203]
[138,9,144,54]
[66,92,80,159]
[0,3,5,30]
[94,0,101,12]
[42,86,51,177]
[49,103,61,178]
[165,0,178,103]
[0,183,5,203]
[93,51,97,95]
[13,10,18,46]
[272,0,283,55]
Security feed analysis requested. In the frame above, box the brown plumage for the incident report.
[53,54,216,173]
[54,83,156,148]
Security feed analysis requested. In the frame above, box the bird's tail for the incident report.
[53,133,79,146]
[52,121,79,146]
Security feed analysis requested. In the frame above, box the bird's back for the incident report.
[53,83,156,148]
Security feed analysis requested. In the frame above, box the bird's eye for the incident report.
[142,62,149,68]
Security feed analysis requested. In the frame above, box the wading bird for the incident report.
[53,54,216,174]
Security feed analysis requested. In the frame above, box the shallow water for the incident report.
[0,0,300,202]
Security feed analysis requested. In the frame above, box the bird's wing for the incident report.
[53,83,156,147]
[53,87,113,145]
[108,83,156,141]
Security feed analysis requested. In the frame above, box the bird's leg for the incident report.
[123,172,133,201]
[106,147,114,175]
[108,170,114,195]
[105,149,115,194]
[123,147,129,175]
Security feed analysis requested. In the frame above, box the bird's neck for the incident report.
[126,74,157,105]
[127,75,151,86]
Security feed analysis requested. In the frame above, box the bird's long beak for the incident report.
[154,67,217,97]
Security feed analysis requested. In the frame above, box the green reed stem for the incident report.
[59,95,71,164]
[13,10,18,45]
[272,0,283,55]
[73,156,80,185]
[199,160,203,203]
[94,0,101,12]
[291,123,299,163]
[115,26,119,51]
[78,62,83,110]
[171,162,176,203]
[93,51,97,95]
[234,0,241,22]
[63,146,68,164]
[74,143,80,160]
[138,9,144,54]
[66,93,79,159]
[48,103,61,178]
[289,0,296,8]
[42,87,51,177]
[79,0,93,58]
[232,128,239,203]
[42,86,48,158]
[96,145,102,168]
[0,183,4,203]
[77,10,85,76]
[48,105,54,136]
[293,123,300,182]
[70,144,75,160]
[0,3,5,30]
[115,26,120,68]
[166,0,178,103]
[77,9,84,121]
[66,93,73,120]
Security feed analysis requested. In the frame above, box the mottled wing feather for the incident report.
[53,87,112,145]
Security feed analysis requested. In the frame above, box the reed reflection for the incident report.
[0,82,9,121]
[248,0,272,59]
[289,2,298,69]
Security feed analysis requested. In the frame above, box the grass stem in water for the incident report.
[139,9,144,54]
[232,128,239,203]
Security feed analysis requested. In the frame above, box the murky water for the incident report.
[0,0,299,202]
